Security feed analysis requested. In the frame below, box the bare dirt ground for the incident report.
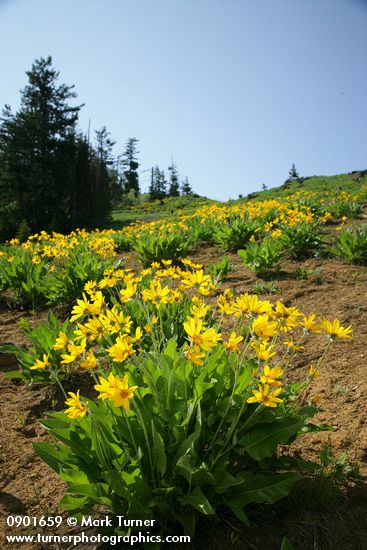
[1,230,367,549]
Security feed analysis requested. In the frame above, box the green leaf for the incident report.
[180,486,215,515]
[231,507,250,527]
[4,370,25,380]
[176,454,214,485]
[59,468,91,485]
[224,472,299,509]
[66,482,112,506]
[178,513,196,538]
[281,537,295,550]
[59,494,88,510]
[176,402,202,458]
[301,422,333,433]
[239,416,303,460]
[151,421,167,477]
[50,428,92,461]
[33,441,73,473]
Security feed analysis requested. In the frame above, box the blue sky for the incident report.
[0,0,366,199]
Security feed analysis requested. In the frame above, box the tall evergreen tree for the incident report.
[168,161,180,197]
[0,56,82,235]
[288,163,300,181]
[122,137,140,197]
[93,127,115,226]
[149,166,167,201]
[181,176,193,195]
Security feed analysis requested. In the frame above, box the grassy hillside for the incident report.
[244,171,367,201]
[110,171,367,228]
[111,194,216,228]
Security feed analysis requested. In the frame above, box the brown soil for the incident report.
[1,227,367,549]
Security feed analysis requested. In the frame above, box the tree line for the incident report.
[0,56,193,241]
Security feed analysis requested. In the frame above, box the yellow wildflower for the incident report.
[309,365,319,379]
[119,283,137,303]
[233,294,272,317]
[185,346,205,366]
[190,297,211,319]
[283,340,304,350]
[251,341,276,362]
[184,316,221,351]
[70,292,104,323]
[320,318,352,339]
[61,340,86,364]
[251,315,278,341]
[247,384,283,408]
[53,331,69,351]
[260,365,283,387]
[223,331,243,353]
[80,350,97,370]
[64,390,88,419]
[301,314,321,333]
[107,334,136,363]
[217,294,236,315]
[94,373,138,412]
[30,354,50,370]
[180,269,214,296]
[141,280,171,305]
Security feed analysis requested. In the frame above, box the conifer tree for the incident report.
[168,161,180,197]
[149,166,167,200]
[181,176,193,195]
[0,56,82,234]
[93,127,115,226]
[288,163,300,181]
[122,138,140,197]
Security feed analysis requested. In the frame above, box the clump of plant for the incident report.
[27,261,352,540]
[238,238,284,277]
[0,248,51,308]
[0,311,73,384]
[46,247,116,305]
[189,218,217,245]
[280,222,325,260]
[207,256,233,283]
[214,214,258,251]
[295,266,324,284]
[251,281,278,295]
[0,232,118,309]
[318,442,360,481]
[132,230,194,267]
[111,232,132,252]
[329,226,367,265]
[330,200,364,219]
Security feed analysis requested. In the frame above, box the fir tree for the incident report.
[93,127,115,226]
[149,166,167,201]
[181,176,193,195]
[122,138,140,197]
[288,163,300,181]
[0,56,82,235]
[168,161,180,197]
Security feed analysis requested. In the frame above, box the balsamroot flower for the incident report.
[247,384,283,408]
[30,353,50,370]
[251,314,278,341]
[94,373,138,412]
[184,316,221,352]
[320,318,352,340]
[64,390,88,419]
